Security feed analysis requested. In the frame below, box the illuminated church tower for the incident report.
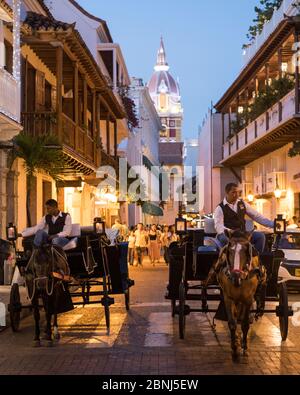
[148,37,183,142]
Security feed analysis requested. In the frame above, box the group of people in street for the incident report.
[116,221,179,267]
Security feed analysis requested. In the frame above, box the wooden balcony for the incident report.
[222,90,300,167]
[21,111,100,175]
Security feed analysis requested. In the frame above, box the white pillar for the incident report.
[12,0,21,122]
[0,19,5,68]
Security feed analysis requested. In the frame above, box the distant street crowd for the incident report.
[112,220,179,267]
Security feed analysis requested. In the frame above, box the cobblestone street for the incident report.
[1,258,300,375]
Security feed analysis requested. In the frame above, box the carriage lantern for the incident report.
[175,217,187,235]
[274,214,286,234]
[6,223,18,241]
[93,217,106,235]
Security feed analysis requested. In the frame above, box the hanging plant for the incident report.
[117,86,139,131]
[249,75,294,120]
[288,141,300,157]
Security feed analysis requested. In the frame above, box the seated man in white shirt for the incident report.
[214,183,274,254]
[21,199,72,249]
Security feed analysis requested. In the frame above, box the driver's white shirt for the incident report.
[214,198,274,235]
[21,212,72,238]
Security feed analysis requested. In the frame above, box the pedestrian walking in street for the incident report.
[148,224,161,266]
[161,225,171,265]
[134,223,148,267]
[128,227,136,266]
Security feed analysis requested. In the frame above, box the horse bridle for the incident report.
[222,240,253,280]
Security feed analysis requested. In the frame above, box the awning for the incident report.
[142,155,160,177]
[142,202,164,217]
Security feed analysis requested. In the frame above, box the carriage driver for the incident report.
[21,199,72,249]
[214,183,274,254]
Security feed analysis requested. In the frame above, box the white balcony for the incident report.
[221,89,300,166]
[0,67,19,123]
[242,0,296,69]
[254,175,263,196]
[265,171,286,194]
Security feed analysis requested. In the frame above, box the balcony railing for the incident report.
[265,171,286,194]
[0,68,20,122]
[242,172,286,198]
[100,149,118,169]
[22,111,98,165]
[223,89,295,161]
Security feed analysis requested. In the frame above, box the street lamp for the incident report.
[6,223,18,241]
[175,217,187,235]
[274,214,286,234]
[93,217,106,235]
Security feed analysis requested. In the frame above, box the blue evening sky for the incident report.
[78,0,258,139]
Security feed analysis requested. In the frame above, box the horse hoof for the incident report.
[32,340,41,348]
[46,340,54,347]
[231,352,240,363]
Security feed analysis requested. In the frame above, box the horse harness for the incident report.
[214,241,264,282]
[25,246,71,302]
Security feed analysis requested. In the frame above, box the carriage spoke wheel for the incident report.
[9,284,21,332]
[104,304,110,335]
[125,289,130,311]
[171,299,176,317]
[179,282,186,339]
[278,282,289,341]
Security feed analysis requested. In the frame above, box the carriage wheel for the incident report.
[125,289,130,311]
[9,284,21,332]
[171,299,176,317]
[104,304,110,335]
[278,282,289,341]
[179,282,186,339]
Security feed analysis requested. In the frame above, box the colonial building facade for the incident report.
[5,0,131,234]
[126,77,162,226]
[212,0,300,224]
[0,0,22,238]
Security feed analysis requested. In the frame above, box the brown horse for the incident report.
[25,244,73,347]
[215,230,266,360]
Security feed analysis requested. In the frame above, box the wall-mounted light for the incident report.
[274,175,282,199]
[247,192,254,203]
[281,62,288,73]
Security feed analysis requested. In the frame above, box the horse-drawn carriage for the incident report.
[8,220,134,342]
[165,223,294,358]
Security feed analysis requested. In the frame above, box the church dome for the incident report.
[148,70,180,96]
[147,38,180,97]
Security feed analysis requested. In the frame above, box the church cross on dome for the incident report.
[154,37,170,72]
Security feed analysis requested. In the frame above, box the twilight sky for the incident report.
[78,0,258,140]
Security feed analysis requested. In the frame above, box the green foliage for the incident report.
[228,75,294,135]
[10,133,67,226]
[12,133,66,180]
[288,141,300,157]
[244,1,283,44]
[249,75,294,120]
